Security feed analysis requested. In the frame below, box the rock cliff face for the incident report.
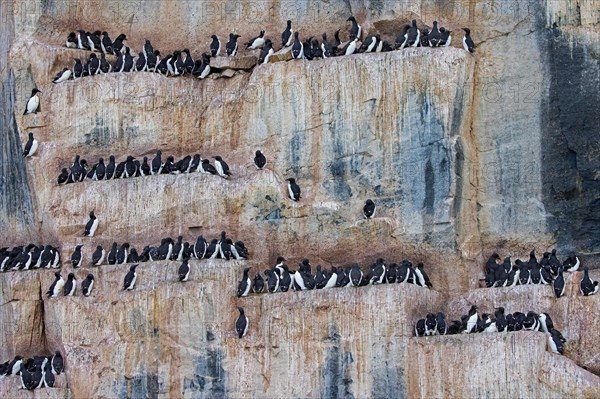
[1,0,599,398]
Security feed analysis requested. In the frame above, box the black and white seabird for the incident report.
[71,245,83,268]
[495,307,507,332]
[291,32,304,59]
[23,88,41,115]
[226,33,241,56]
[415,319,426,336]
[332,29,342,55]
[538,312,554,333]
[343,38,359,55]
[210,35,221,57]
[112,34,127,55]
[407,20,420,47]
[259,40,274,64]
[246,30,266,49]
[439,28,452,46]
[136,51,147,72]
[84,210,98,237]
[182,49,195,74]
[66,32,77,48]
[265,269,280,292]
[286,178,301,201]
[462,28,475,53]
[151,150,163,175]
[462,305,478,333]
[47,272,65,298]
[88,53,100,75]
[370,258,386,285]
[23,132,38,157]
[63,273,77,296]
[396,25,410,49]
[53,67,72,84]
[213,156,232,178]
[193,235,208,259]
[553,266,566,297]
[321,33,333,58]
[414,262,432,288]
[116,243,130,264]
[101,31,113,54]
[253,150,266,169]
[19,363,33,390]
[193,53,211,79]
[428,21,441,47]
[178,259,190,282]
[87,30,101,52]
[123,47,134,72]
[81,273,94,296]
[349,264,363,287]
[547,329,565,354]
[42,360,55,388]
[236,267,252,297]
[281,20,293,47]
[424,313,437,336]
[123,264,138,290]
[363,199,376,219]
[347,16,362,40]
[359,35,379,53]
[252,273,265,293]
[564,256,580,272]
[235,307,249,338]
[91,245,104,266]
[580,267,599,296]
[51,351,63,375]
[77,30,89,50]
[419,29,430,47]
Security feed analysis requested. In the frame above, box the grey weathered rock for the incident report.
[210,55,258,70]
[0,0,599,398]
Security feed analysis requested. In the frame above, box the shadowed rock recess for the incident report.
[0,0,599,398]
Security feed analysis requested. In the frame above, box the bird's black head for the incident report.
[32,88,41,95]
[130,264,138,270]
[551,248,557,255]
[530,249,536,257]
[255,150,262,156]
[87,273,94,280]
[27,132,34,138]
[366,199,374,205]
[89,53,97,58]
[287,20,292,27]
[286,178,296,183]
[68,273,75,279]
[211,34,218,40]
[260,30,265,36]
[214,155,222,161]
[54,272,61,278]
[89,210,95,218]
[243,267,251,273]
[294,31,299,38]
[76,244,82,249]
[347,16,356,22]
[463,28,471,35]
[109,155,115,161]
[101,31,108,35]
[117,34,127,40]
[237,306,245,314]
[276,256,285,263]
[98,157,104,162]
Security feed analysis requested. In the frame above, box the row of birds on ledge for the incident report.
[80,232,249,267]
[1,245,61,272]
[55,151,238,184]
[50,18,475,83]
[236,257,432,296]
[484,250,598,297]
[0,352,63,391]
[414,306,567,354]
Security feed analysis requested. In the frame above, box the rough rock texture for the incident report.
[0,0,599,398]
[210,55,258,70]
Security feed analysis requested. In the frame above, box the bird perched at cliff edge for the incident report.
[81,273,94,296]
[123,264,138,290]
[66,32,77,48]
[237,267,252,297]
[47,272,65,298]
[70,245,83,268]
[23,88,41,115]
[213,156,232,178]
[291,32,304,59]
[226,33,241,56]
[52,68,72,84]
[22,132,38,157]
[254,150,266,169]
[347,16,362,40]
[428,21,441,47]
[462,28,475,53]
[246,30,266,49]
[580,267,599,296]
[286,178,301,201]
[63,273,77,296]
[259,39,274,64]
[363,199,376,219]
[281,20,293,47]
[84,210,98,237]
[553,266,565,297]
[235,307,249,338]
[51,351,64,375]
[178,259,190,282]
